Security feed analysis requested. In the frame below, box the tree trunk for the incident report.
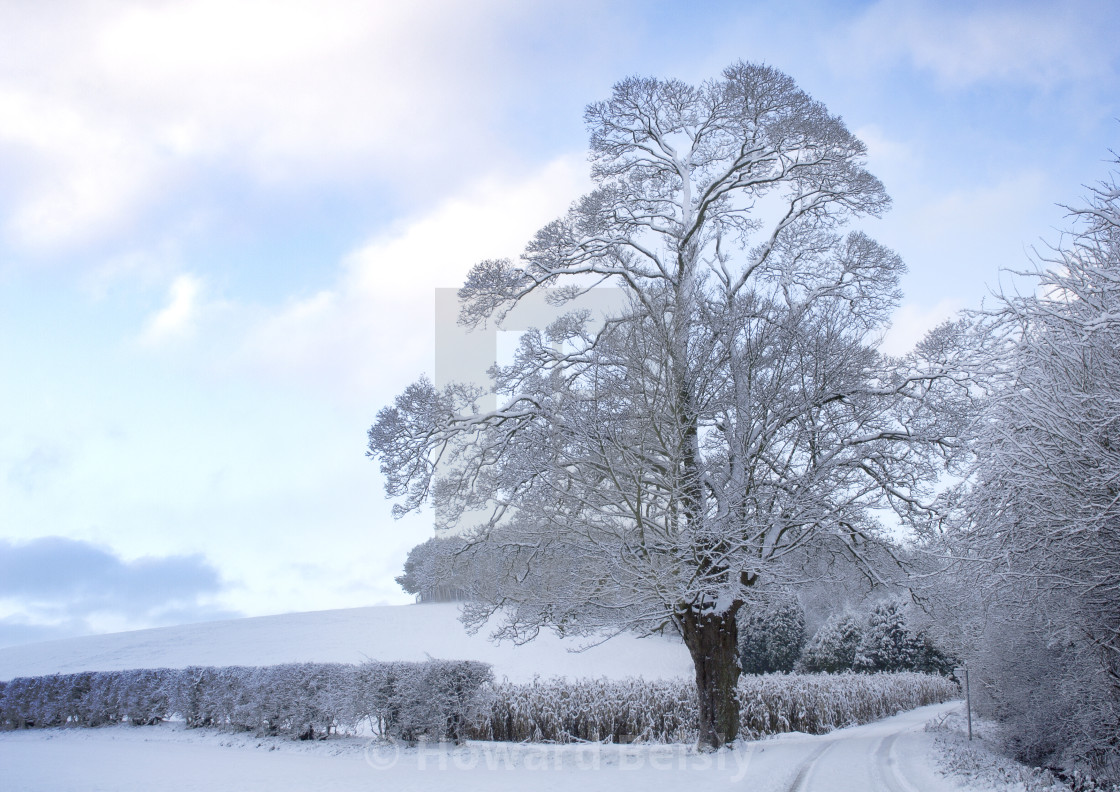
[680,606,741,751]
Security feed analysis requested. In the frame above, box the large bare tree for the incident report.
[369,62,968,749]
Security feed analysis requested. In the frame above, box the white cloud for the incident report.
[141,273,203,346]
[231,157,591,404]
[0,0,519,250]
[853,124,914,176]
[0,88,162,248]
[838,0,1112,88]
[343,157,590,294]
[881,298,965,357]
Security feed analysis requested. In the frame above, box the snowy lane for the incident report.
[761,701,961,792]
[0,702,965,792]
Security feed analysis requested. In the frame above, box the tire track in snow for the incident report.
[782,711,936,792]
[784,740,835,792]
[873,731,923,792]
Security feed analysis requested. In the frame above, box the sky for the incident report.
[0,0,1117,648]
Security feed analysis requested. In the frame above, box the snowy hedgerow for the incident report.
[737,671,955,737]
[468,672,958,743]
[173,665,253,729]
[0,663,955,745]
[111,668,175,726]
[474,677,697,743]
[239,663,355,738]
[2,677,34,727]
[3,675,58,727]
[739,595,807,674]
[0,660,492,739]
[366,659,493,742]
[798,610,864,673]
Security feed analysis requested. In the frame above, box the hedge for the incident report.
[1,665,957,744]
[470,672,959,743]
[0,660,492,741]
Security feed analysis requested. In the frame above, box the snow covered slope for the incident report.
[0,603,692,683]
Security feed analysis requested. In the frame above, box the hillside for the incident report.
[0,603,693,682]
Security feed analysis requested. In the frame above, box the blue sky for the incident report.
[1,0,1117,647]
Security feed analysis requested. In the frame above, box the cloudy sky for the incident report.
[0,0,1117,647]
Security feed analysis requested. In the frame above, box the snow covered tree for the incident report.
[799,610,864,673]
[396,536,470,602]
[853,599,917,672]
[368,62,972,749]
[739,594,806,674]
[948,158,1120,779]
[914,635,953,676]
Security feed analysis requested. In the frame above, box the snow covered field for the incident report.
[0,603,693,682]
[0,701,971,792]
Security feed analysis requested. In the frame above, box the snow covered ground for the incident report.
[0,605,1064,791]
[0,701,1032,792]
[0,602,693,682]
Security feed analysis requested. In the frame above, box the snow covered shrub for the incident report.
[474,677,696,743]
[171,665,253,728]
[469,672,958,743]
[73,672,114,726]
[798,610,864,673]
[236,663,355,738]
[969,607,1120,783]
[117,668,176,725]
[377,662,432,741]
[353,659,492,742]
[1,660,493,739]
[737,672,957,738]
[2,678,36,728]
[977,619,1070,767]
[350,659,395,736]
[0,670,175,729]
[34,673,78,726]
[739,595,807,674]
[0,676,54,727]
[417,659,493,743]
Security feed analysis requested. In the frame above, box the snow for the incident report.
[0,605,1057,790]
[928,709,1072,792]
[0,701,977,791]
[0,603,693,683]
